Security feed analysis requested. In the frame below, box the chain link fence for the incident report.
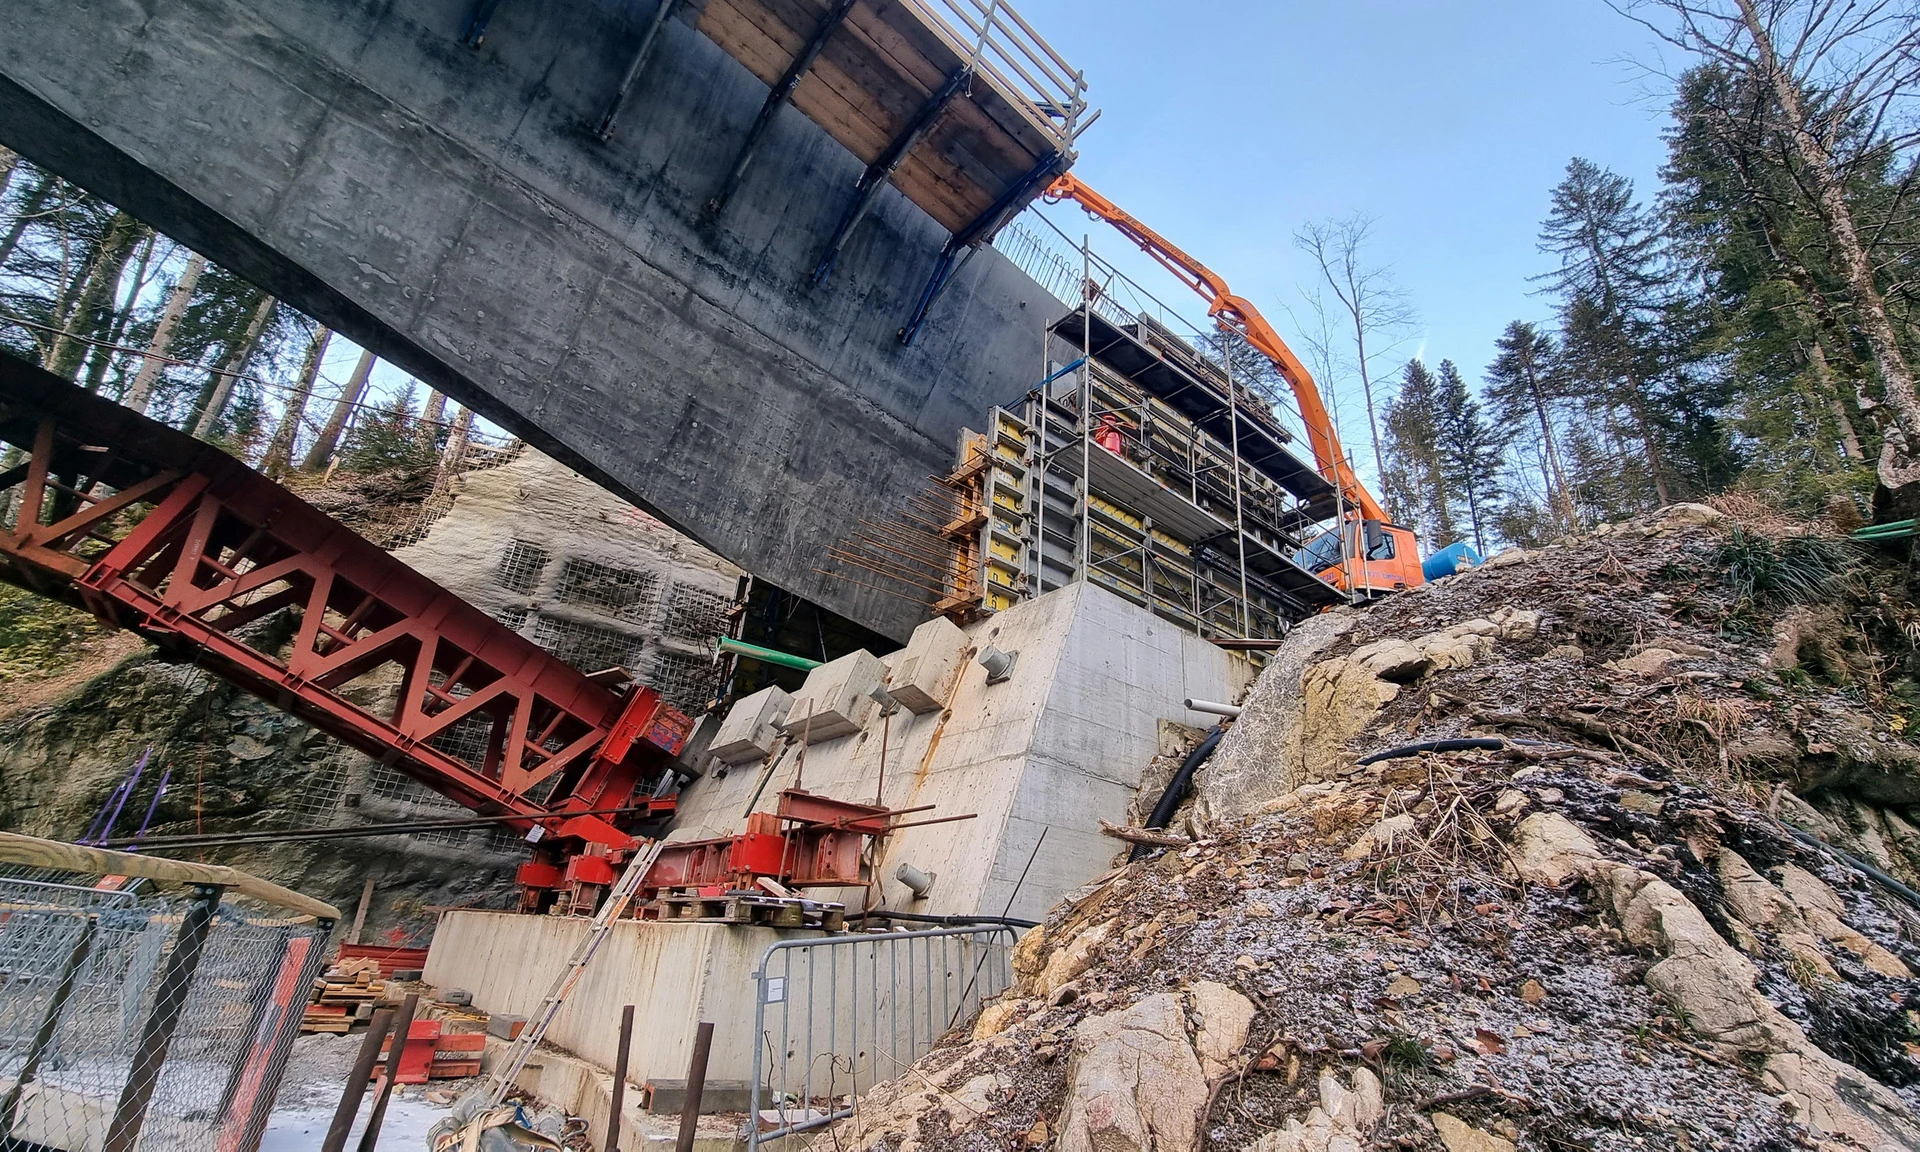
[748,926,1019,1148]
[0,871,330,1152]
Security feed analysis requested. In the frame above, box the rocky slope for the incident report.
[837,501,1920,1151]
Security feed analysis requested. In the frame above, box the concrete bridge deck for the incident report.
[0,0,1082,639]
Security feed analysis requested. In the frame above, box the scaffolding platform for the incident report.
[1050,309,1339,521]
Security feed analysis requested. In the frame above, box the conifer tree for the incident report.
[1434,360,1507,554]
[1539,159,1677,507]
[1484,321,1575,531]
[1381,360,1452,548]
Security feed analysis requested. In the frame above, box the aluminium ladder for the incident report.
[485,841,665,1104]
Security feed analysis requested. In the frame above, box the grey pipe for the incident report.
[1184,698,1243,718]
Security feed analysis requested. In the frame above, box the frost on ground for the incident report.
[831,500,1920,1152]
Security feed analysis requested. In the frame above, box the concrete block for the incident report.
[487,1013,527,1040]
[642,1078,757,1115]
[888,617,968,715]
[780,651,885,743]
[709,686,791,765]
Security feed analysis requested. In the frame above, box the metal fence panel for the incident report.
[748,926,1018,1148]
[0,875,329,1152]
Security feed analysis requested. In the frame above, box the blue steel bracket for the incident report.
[897,151,1068,346]
[461,0,506,48]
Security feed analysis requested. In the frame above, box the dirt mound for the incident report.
[838,503,1920,1151]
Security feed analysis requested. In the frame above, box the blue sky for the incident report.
[1011,0,1678,476]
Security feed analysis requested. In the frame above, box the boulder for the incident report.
[1058,994,1208,1152]
[1187,980,1255,1078]
[1431,1113,1515,1152]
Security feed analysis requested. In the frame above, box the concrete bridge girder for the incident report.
[0,0,1064,639]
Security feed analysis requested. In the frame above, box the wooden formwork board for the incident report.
[698,0,1068,233]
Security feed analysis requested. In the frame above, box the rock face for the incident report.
[1057,994,1209,1152]
[1206,607,1540,814]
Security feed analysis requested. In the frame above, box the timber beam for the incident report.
[811,67,970,286]
[706,0,859,220]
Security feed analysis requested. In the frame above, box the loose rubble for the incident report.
[835,499,1920,1151]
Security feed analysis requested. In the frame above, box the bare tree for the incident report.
[263,324,331,478]
[302,346,376,471]
[193,294,277,439]
[1612,0,1920,495]
[416,388,448,449]
[122,251,208,413]
[1293,214,1417,492]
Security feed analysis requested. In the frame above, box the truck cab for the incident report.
[1294,519,1427,598]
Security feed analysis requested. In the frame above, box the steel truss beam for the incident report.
[0,354,690,853]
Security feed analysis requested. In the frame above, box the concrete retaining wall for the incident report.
[674,582,1257,923]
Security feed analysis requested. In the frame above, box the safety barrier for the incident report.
[0,836,337,1152]
[746,925,1019,1148]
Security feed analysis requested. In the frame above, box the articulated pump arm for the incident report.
[1041,174,1389,526]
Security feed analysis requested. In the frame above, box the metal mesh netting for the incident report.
[660,583,731,642]
[492,539,550,595]
[646,649,719,713]
[524,613,644,675]
[553,558,659,623]
[0,874,328,1152]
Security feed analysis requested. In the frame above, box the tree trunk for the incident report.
[44,212,143,381]
[122,251,208,414]
[0,172,52,272]
[1524,364,1576,528]
[1623,389,1672,505]
[301,347,376,471]
[193,295,277,439]
[80,227,156,395]
[439,405,473,474]
[1733,0,1920,474]
[1803,339,1866,462]
[262,325,331,478]
[416,389,447,449]
[1351,319,1387,490]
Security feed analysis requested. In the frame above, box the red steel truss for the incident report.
[0,354,688,855]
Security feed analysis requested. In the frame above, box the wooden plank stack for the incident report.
[301,956,391,1034]
[653,890,847,931]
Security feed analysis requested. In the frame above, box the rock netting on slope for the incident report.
[831,501,1920,1151]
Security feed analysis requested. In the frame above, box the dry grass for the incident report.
[1707,491,1837,540]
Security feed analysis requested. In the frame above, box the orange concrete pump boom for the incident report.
[1041,173,1390,527]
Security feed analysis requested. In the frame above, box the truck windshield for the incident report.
[1292,527,1345,573]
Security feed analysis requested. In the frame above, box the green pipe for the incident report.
[718,637,822,671]
[1856,519,1919,536]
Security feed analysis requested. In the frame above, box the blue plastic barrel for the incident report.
[1422,540,1483,582]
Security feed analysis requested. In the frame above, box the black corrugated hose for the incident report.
[1130,724,1226,862]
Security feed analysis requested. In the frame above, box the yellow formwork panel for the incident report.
[1150,529,1190,555]
[1088,495,1142,530]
